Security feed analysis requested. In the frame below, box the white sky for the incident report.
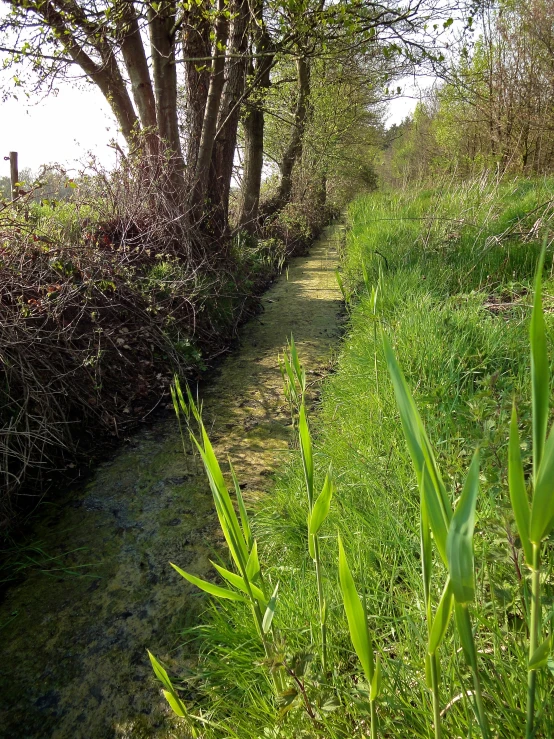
[1,79,421,177]
[1,84,122,176]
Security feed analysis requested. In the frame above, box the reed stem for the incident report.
[370,697,378,739]
[526,544,541,739]
[429,653,442,739]
[313,535,327,673]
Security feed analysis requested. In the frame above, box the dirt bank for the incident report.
[0,226,343,738]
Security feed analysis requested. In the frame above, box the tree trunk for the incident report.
[238,15,273,233]
[117,0,158,154]
[207,0,249,235]
[239,102,265,232]
[265,56,310,215]
[148,0,185,177]
[191,0,229,209]
[182,0,212,175]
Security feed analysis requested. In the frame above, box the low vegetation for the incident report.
[152,175,554,737]
[0,153,329,529]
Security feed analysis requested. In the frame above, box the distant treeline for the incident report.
[380,0,554,185]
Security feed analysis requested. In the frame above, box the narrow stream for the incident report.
[0,227,343,739]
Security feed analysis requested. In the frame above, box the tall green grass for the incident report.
[152,177,554,737]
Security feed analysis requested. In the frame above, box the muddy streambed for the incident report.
[0,227,343,738]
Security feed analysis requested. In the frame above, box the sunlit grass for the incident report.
[152,177,554,737]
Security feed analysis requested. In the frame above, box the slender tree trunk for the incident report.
[265,56,310,216]
[238,14,273,233]
[239,101,266,231]
[148,0,185,179]
[207,0,249,235]
[192,0,229,210]
[117,1,157,129]
[182,0,212,175]
[116,1,158,156]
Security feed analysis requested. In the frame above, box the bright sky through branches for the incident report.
[1,84,122,175]
[1,82,419,176]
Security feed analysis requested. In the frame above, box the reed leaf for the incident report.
[299,404,314,506]
[262,583,279,634]
[447,449,479,604]
[420,470,432,619]
[428,579,454,654]
[338,534,374,683]
[230,461,253,551]
[528,635,552,670]
[210,562,266,605]
[509,403,533,563]
[289,334,304,388]
[383,335,451,564]
[530,242,548,482]
[194,428,249,570]
[246,540,261,581]
[308,470,334,540]
[148,651,188,717]
[170,563,245,602]
[530,425,554,544]
[370,654,382,701]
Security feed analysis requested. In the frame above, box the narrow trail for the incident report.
[0,226,343,739]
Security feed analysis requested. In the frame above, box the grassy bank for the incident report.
[0,162,329,530]
[163,176,554,738]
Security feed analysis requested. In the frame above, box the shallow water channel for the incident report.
[0,227,343,738]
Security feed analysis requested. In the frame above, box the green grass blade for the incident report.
[262,583,279,633]
[338,534,374,683]
[530,242,548,482]
[308,470,334,539]
[428,579,454,654]
[299,404,314,507]
[170,563,245,602]
[362,259,371,294]
[447,449,480,604]
[530,424,554,543]
[509,402,533,562]
[383,334,451,564]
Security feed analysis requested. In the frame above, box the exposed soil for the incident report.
[0,226,343,739]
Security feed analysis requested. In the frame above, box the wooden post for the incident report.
[9,151,18,200]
